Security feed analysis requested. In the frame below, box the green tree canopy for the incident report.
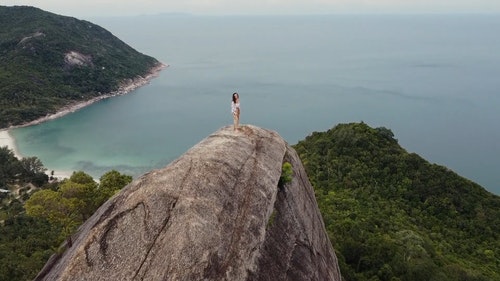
[0,146,48,187]
[293,122,500,281]
[25,170,131,241]
[0,146,22,187]
[97,169,133,204]
[1,167,131,281]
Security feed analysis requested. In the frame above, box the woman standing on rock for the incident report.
[231,92,240,131]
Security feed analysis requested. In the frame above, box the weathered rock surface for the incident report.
[35,125,342,281]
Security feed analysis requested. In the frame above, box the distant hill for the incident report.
[0,6,162,128]
[293,122,499,281]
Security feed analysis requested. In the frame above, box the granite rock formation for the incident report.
[35,125,342,281]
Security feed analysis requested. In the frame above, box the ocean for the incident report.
[11,14,500,194]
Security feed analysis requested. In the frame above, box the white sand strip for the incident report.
[0,130,23,159]
[48,170,73,180]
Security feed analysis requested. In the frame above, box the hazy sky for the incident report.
[3,0,500,18]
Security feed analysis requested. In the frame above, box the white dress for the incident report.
[231,101,240,115]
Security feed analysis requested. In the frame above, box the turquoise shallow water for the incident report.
[11,14,500,194]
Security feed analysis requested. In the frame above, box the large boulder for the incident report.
[35,125,342,281]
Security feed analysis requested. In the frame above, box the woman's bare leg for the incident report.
[233,114,238,130]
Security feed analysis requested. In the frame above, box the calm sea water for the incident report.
[11,15,500,194]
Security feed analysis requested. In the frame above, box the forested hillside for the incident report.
[0,146,132,281]
[293,122,499,281]
[0,6,161,128]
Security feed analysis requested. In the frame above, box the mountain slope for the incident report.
[293,122,499,281]
[0,6,162,128]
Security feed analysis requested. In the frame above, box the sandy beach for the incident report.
[1,63,167,180]
[0,129,22,159]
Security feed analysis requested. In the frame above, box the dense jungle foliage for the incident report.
[293,122,500,281]
[0,6,160,128]
[0,146,131,281]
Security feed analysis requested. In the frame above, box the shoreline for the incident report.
[0,129,23,159]
[0,129,75,180]
[1,62,167,179]
[0,129,73,180]
[7,62,168,130]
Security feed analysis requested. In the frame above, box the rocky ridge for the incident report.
[35,125,342,281]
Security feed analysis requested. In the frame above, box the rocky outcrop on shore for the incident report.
[34,125,342,281]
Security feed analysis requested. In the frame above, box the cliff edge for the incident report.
[35,125,342,281]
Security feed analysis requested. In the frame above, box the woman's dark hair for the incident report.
[232,92,239,103]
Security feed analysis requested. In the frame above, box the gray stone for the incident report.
[35,125,342,281]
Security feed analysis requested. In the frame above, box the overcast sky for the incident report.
[3,0,500,18]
